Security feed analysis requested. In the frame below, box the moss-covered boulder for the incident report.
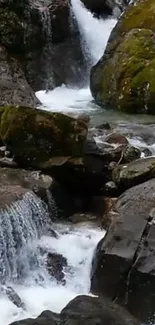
[0,106,88,169]
[90,0,155,114]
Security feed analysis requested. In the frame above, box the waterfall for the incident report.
[0,191,52,285]
[36,1,116,113]
[70,0,117,65]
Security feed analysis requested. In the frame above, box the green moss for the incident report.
[95,28,155,113]
[91,0,155,113]
[119,0,155,32]
[0,106,88,167]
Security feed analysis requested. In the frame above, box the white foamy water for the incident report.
[71,0,116,65]
[0,223,104,325]
[36,86,96,113]
[36,0,116,114]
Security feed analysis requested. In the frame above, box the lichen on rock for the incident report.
[90,0,155,114]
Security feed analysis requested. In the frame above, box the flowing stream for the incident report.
[1,0,155,324]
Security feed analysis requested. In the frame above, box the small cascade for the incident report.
[70,0,117,66]
[38,5,53,90]
[0,191,52,285]
[46,190,58,220]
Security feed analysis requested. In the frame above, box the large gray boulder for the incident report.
[0,46,39,107]
[91,178,155,322]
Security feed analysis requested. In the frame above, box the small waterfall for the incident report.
[0,191,52,285]
[39,5,54,90]
[70,0,117,66]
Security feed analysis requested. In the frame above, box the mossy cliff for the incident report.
[0,106,88,168]
[90,0,155,113]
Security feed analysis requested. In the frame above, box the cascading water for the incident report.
[70,0,116,66]
[0,191,50,285]
[36,0,116,114]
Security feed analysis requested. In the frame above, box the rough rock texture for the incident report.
[91,178,155,322]
[0,105,88,169]
[10,295,138,325]
[90,0,155,113]
[0,0,87,91]
[112,156,155,189]
[0,185,29,210]
[46,252,67,283]
[0,45,39,107]
[81,0,128,17]
[0,167,53,204]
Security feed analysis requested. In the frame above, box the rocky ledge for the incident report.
[10,295,138,325]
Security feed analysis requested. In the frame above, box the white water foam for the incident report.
[36,86,95,113]
[0,223,104,325]
[71,0,116,65]
[36,0,116,114]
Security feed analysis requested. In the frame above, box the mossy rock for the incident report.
[0,106,88,168]
[90,0,155,114]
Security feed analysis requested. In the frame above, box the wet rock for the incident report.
[9,310,58,325]
[0,185,29,210]
[0,0,87,91]
[0,46,39,107]
[112,156,155,189]
[69,213,98,224]
[80,0,128,17]
[90,0,155,114]
[2,285,26,310]
[104,180,118,196]
[105,132,129,145]
[46,253,67,283]
[0,105,88,169]
[0,157,17,168]
[0,167,53,205]
[102,197,118,228]
[61,295,138,325]
[141,147,152,157]
[123,145,141,163]
[91,178,155,322]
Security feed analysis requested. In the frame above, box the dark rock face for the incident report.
[80,0,128,17]
[0,0,87,91]
[0,45,39,107]
[91,178,155,322]
[46,252,67,283]
[10,295,138,325]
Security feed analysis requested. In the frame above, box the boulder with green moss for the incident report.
[90,0,155,114]
[0,106,88,169]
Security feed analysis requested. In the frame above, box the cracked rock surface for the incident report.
[91,178,155,323]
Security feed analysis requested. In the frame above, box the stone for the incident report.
[0,105,88,169]
[10,295,138,325]
[0,46,39,107]
[105,132,129,145]
[80,0,128,17]
[2,285,26,310]
[0,167,53,205]
[91,178,155,322]
[112,156,155,189]
[0,0,87,91]
[61,295,138,325]
[90,0,155,114]
[46,252,67,283]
